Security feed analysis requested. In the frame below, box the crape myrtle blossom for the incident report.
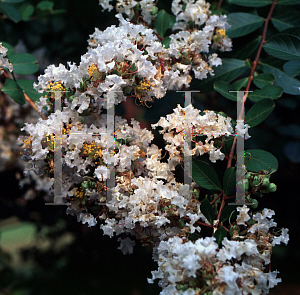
[17,1,289,294]
[35,1,231,110]
[148,208,289,295]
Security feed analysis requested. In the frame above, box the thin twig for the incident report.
[226,0,278,169]
[217,0,224,10]
[24,93,47,120]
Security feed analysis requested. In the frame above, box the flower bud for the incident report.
[268,183,277,193]
[81,181,89,190]
[250,199,258,209]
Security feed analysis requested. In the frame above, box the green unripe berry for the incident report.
[250,175,260,186]
[261,177,270,188]
[268,183,277,192]
[250,199,259,209]
[244,179,249,191]
[245,172,252,179]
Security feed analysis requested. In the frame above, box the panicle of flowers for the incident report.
[148,206,289,295]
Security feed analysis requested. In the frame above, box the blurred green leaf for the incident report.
[162,37,171,48]
[263,34,300,60]
[227,0,272,7]
[1,79,25,105]
[19,3,34,21]
[17,79,43,102]
[226,13,264,38]
[221,206,238,223]
[249,85,283,101]
[191,58,247,92]
[214,226,227,246]
[277,0,300,5]
[200,197,215,225]
[0,2,22,22]
[233,37,261,60]
[223,167,236,197]
[154,9,170,37]
[283,60,300,77]
[1,0,25,3]
[192,160,222,191]
[214,80,237,101]
[261,61,300,95]
[10,53,39,74]
[232,77,249,90]
[36,0,54,11]
[253,73,275,88]
[271,12,300,32]
[245,99,275,127]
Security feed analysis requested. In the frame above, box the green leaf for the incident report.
[223,167,236,197]
[161,37,171,49]
[200,197,215,225]
[227,0,272,7]
[241,149,279,173]
[1,41,15,58]
[233,37,261,60]
[261,61,300,95]
[226,13,264,38]
[221,206,238,223]
[277,0,300,5]
[154,9,170,37]
[1,0,25,3]
[281,27,300,38]
[271,12,300,32]
[10,53,39,75]
[169,14,176,29]
[249,85,283,101]
[263,34,300,60]
[191,58,247,93]
[214,226,227,246]
[192,160,222,191]
[1,79,25,105]
[232,77,249,90]
[245,99,275,127]
[17,79,43,102]
[0,2,22,22]
[213,81,237,101]
[221,136,234,157]
[36,0,54,11]
[19,3,34,21]
[253,73,275,88]
[283,60,300,77]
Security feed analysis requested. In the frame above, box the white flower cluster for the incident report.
[17,2,288,294]
[0,43,13,74]
[99,0,156,24]
[34,0,231,110]
[148,206,289,295]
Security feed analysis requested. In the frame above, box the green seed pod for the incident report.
[245,172,252,179]
[250,175,260,187]
[250,199,259,209]
[268,183,277,193]
[244,179,249,191]
[261,177,270,188]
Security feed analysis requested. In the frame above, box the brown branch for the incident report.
[2,70,47,120]
[24,93,47,120]
[217,0,224,10]
[226,0,278,169]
